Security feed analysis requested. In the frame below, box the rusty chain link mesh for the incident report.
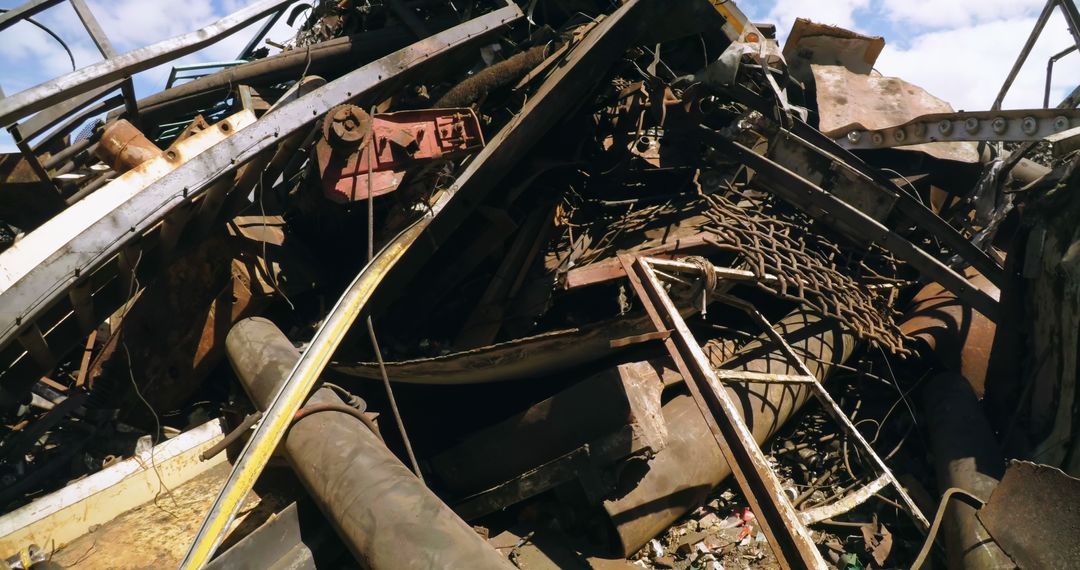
[701,192,913,356]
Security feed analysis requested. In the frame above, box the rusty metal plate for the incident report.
[782,18,884,83]
[812,64,980,163]
[978,460,1080,569]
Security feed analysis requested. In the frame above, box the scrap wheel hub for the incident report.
[324,104,373,148]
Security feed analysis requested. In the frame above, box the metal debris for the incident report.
[2,0,1080,569]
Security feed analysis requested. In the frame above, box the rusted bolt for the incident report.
[938,120,953,135]
[894,129,907,143]
[992,118,1008,135]
[1022,116,1038,136]
[870,132,884,146]
[964,117,980,133]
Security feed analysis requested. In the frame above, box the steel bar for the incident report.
[623,256,826,569]
[236,7,285,60]
[18,81,121,141]
[716,292,930,529]
[128,23,438,124]
[799,474,889,525]
[29,94,123,157]
[0,6,521,377]
[1044,45,1077,108]
[7,125,52,185]
[1058,0,1080,54]
[0,0,297,127]
[785,123,1008,289]
[185,0,649,560]
[68,0,116,59]
[992,0,1058,110]
[836,108,1080,150]
[225,317,514,570]
[0,0,64,33]
[703,128,1000,320]
[42,137,92,171]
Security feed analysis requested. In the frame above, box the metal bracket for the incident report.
[836,109,1080,150]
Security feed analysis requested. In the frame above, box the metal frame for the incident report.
[993,0,1080,110]
[0,4,523,405]
[619,254,827,569]
[0,0,65,33]
[1045,45,1078,108]
[623,255,929,567]
[0,0,298,127]
[836,108,1080,150]
[165,61,247,90]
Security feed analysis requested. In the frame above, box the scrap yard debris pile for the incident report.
[4,0,1080,568]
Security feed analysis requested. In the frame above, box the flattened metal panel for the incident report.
[979,460,1080,570]
[812,64,980,162]
[782,18,884,83]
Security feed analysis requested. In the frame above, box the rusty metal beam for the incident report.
[620,254,827,569]
[0,7,520,401]
[604,309,856,556]
[702,127,1000,321]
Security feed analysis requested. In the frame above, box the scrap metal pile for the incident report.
[3,0,1080,568]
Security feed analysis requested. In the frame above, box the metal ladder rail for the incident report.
[712,291,930,530]
[648,256,929,529]
[620,253,827,569]
[623,255,932,567]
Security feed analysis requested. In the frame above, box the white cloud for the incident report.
[883,0,1047,28]
[875,11,1080,110]
[84,0,220,50]
[0,4,103,88]
[767,0,871,39]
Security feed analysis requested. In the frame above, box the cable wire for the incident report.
[0,9,76,72]
[364,104,423,481]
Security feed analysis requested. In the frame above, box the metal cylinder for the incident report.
[225,317,513,570]
[92,119,162,173]
[603,309,856,556]
[900,267,999,397]
[923,372,1012,570]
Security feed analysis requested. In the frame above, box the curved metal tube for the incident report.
[226,317,513,570]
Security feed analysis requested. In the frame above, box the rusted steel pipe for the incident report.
[900,267,999,397]
[92,119,162,174]
[225,317,513,570]
[923,372,1012,570]
[602,309,855,556]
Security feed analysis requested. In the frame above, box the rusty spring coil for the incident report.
[701,192,913,356]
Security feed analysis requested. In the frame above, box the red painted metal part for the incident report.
[316,107,484,203]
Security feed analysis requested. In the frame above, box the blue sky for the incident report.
[1,0,1078,153]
